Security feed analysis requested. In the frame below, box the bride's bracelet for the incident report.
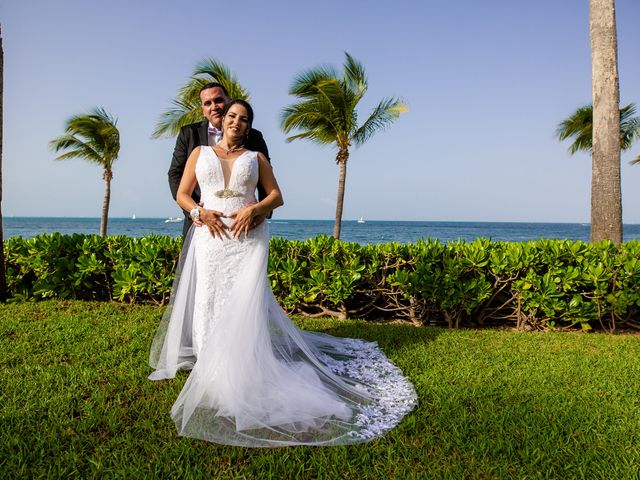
[190,206,201,221]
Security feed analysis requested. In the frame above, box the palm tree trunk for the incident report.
[100,169,112,237]
[333,150,349,239]
[589,0,622,244]
[0,25,7,302]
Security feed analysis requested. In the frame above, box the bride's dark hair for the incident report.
[222,99,254,130]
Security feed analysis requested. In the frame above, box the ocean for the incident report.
[4,217,640,244]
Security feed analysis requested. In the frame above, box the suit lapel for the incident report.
[197,120,208,146]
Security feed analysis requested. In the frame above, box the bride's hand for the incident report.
[192,202,205,227]
[228,205,257,239]
[251,213,267,229]
[200,208,229,239]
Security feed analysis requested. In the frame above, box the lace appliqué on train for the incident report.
[316,338,417,440]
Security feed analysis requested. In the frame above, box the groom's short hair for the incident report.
[199,82,229,97]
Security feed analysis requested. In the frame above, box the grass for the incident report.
[1,301,639,479]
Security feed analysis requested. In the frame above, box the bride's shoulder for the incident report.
[255,152,272,173]
[187,146,213,167]
[243,149,262,161]
[191,145,211,155]
[248,150,269,165]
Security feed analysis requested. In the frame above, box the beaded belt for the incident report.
[214,189,242,198]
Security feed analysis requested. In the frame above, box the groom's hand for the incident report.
[200,208,229,239]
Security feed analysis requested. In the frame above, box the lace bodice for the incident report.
[195,147,259,218]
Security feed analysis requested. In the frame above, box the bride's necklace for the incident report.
[216,142,245,155]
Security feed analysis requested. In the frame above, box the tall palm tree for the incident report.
[0,25,6,302]
[589,0,622,244]
[50,108,120,236]
[281,52,407,239]
[556,103,640,161]
[152,58,249,138]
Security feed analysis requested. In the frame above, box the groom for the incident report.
[167,82,271,237]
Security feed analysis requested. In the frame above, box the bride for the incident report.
[149,99,417,447]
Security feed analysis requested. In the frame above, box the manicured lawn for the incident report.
[1,301,639,479]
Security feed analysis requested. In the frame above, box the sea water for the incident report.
[4,217,640,244]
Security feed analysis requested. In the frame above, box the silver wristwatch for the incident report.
[190,206,201,221]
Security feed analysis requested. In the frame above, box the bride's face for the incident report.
[223,104,250,142]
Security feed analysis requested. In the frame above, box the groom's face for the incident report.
[200,86,229,129]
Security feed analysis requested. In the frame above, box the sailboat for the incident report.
[357,216,365,224]
[131,214,136,220]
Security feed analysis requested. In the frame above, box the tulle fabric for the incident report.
[148,227,197,380]
[149,148,417,447]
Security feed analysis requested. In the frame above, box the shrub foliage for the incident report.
[5,234,640,330]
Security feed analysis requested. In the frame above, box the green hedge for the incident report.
[4,233,179,305]
[4,233,640,331]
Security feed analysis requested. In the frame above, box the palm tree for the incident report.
[281,52,407,239]
[556,103,640,161]
[152,58,249,138]
[0,25,6,302]
[50,108,120,236]
[589,0,622,244]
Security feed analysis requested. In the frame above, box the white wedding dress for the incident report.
[149,147,417,447]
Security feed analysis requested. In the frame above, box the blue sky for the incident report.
[2,0,640,222]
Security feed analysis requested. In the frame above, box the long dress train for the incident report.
[149,147,417,447]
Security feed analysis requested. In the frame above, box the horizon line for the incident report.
[1,215,628,226]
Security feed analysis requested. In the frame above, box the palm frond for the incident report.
[152,100,204,138]
[152,59,248,138]
[555,105,594,154]
[313,78,357,134]
[280,102,338,144]
[630,153,640,165]
[89,106,118,126]
[620,103,640,151]
[556,103,640,155]
[176,80,204,109]
[281,104,333,132]
[284,130,337,146]
[353,98,408,146]
[50,135,101,163]
[192,58,250,100]
[342,52,367,102]
[54,146,105,165]
[282,53,405,153]
[289,66,338,97]
[50,107,120,169]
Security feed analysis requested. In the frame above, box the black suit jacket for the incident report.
[167,119,270,236]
